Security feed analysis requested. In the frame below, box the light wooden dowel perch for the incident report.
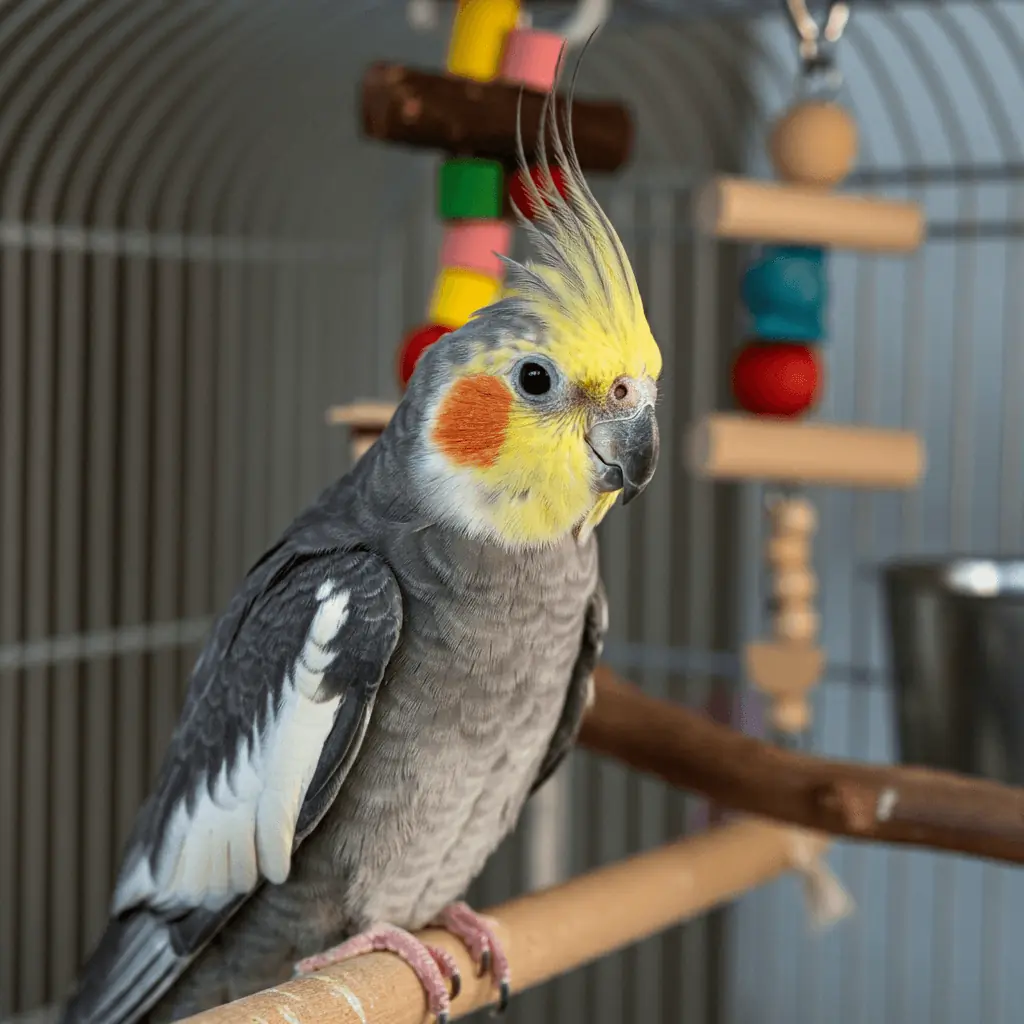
[689,412,926,489]
[326,401,399,461]
[695,176,924,252]
[182,819,824,1024]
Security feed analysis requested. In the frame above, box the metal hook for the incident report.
[784,0,850,73]
[406,0,439,32]
[558,0,613,48]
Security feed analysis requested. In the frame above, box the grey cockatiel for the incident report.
[60,101,662,1024]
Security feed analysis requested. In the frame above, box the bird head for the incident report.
[407,89,661,550]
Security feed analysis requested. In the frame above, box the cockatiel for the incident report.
[61,82,661,1024]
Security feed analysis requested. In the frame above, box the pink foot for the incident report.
[294,923,461,1023]
[432,901,511,1014]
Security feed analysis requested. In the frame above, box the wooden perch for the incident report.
[695,176,925,253]
[181,819,824,1023]
[361,62,633,171]
[326,401,396,461]
[689,412,925,489]
[583,667,1024,865]
[325,401,398,428]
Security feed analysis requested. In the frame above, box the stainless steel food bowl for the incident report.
[882,557,1024,785]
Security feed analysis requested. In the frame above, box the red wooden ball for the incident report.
[508,164,568,220]
[731,341,819,417]
[398,323,453,388]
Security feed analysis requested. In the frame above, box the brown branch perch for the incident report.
[181,819,824,1024]
[360,62,633,171]
[583,666,1024,864]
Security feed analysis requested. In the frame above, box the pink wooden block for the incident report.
[499,29,564,93]
[437,221,512,278]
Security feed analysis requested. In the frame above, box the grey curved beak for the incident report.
[586,405,660,505]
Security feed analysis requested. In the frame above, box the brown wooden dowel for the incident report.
[581,667,1024,865]
[361,62,633,171]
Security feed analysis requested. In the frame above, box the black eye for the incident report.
[519,361,551,396]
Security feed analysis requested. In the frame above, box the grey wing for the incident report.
[530,577,608,795]
[60,547,403,1024]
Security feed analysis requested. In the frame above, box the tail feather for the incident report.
[59,912,185,1024]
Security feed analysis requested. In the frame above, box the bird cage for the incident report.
[3,2,1024,1024]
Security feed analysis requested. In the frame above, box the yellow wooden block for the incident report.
[446,0,521,82]
[429,267,502,327]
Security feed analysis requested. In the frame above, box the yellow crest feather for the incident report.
[501,43,662,385]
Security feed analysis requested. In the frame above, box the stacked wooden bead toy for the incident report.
[401,0,570,387]
[728,100,901,422]
[746,495,824,735]
[767,496,819,646]
[731,246,825,418]
[689,95,927,738]
[329,0,633,449]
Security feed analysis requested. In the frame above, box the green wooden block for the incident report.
[437,158,504,220]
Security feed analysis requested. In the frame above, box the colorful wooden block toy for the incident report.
[429,266,503,328]
[438,221,513,277]
[438,158,505,221]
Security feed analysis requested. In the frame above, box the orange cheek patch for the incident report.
[432,374,513,468]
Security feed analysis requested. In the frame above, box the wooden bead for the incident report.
[438,158,504,221]
[769,101,858,188]
[766,534,810,568]
[741,245,827,342]
[771,695,812,735]
[499,28,564,92]
[438,221,512,277]
[745,641,823,700]
[428,267,503,328]
[731,341,820,418]
[769,497,817,534]
[773,568,817,602]
[508,163,569,221]
[398,323,453,388]
[774,608,819,643]
[446,0,521,82]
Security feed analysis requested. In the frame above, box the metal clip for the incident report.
[784,0,850,85]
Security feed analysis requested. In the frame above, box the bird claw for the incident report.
[493,979,511,1016]
[294,923,457,1022]
[294,904,509,1023]
[432,901,511,1015]
[448,966,462,1000]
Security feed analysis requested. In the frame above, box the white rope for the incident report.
[787,831,855,931]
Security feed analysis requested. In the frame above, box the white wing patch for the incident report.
[113,585,352,914]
